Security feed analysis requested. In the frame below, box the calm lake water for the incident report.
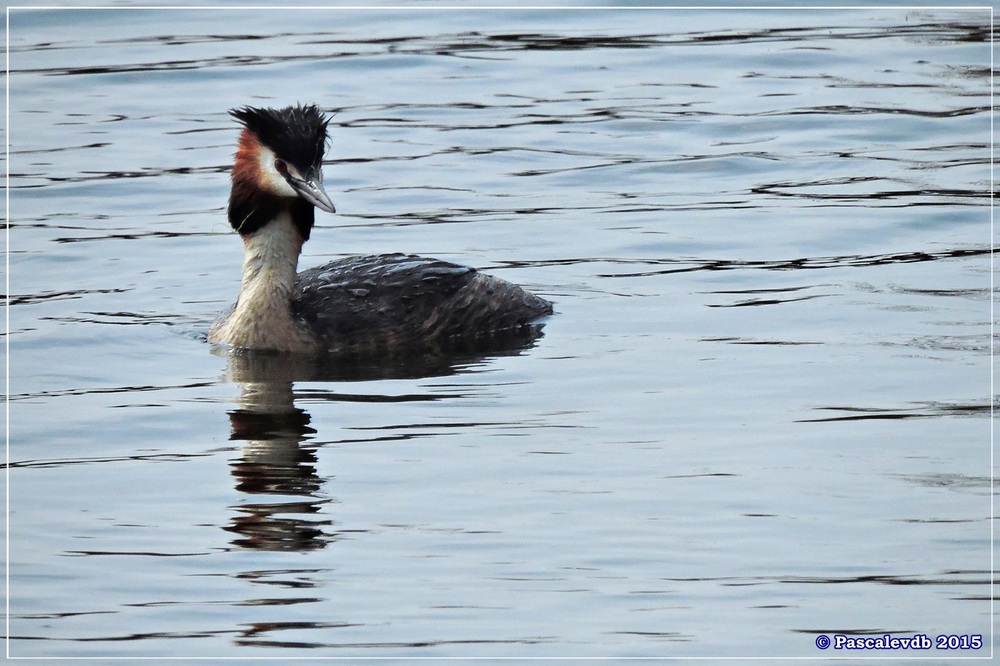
[6,5,993,660]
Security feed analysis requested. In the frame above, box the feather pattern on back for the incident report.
[293,253,553,353]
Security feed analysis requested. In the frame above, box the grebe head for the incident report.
[228,104,335,241]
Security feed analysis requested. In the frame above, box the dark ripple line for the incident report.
[9,380,215,402]
[64,550,211,558]
[40,311,188,327]
[349,23,990,53]
[798,401,991,423]
[294,390,454,403]
[684,22,989,46]
[760,104,988,119]
[16,53,321,77]
[707,293,830,308]
[11,164,226,189]
[751,177,988,202]
[10,141,111,156]
[657,570,989,587]
[894,473,991,490]
[50,230,217,244]
[8,287,130,306]
[7,451,214,470]
[703,337,822,346]
[594,247,992,278]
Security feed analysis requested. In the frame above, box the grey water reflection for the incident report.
[219,328,546,552]
[224,379,330,552]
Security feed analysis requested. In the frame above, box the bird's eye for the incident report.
[274,159,288,175]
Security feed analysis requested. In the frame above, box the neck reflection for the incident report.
[224,378,333,552]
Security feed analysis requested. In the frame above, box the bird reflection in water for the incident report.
[224,374,332,552]
[218,326,547,552]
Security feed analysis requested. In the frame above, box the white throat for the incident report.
[209,213,317,352]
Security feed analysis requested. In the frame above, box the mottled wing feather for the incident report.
[293,253,552,353]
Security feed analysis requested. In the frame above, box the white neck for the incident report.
[209,213,317,352]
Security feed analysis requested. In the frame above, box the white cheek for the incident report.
[257,145,298,198]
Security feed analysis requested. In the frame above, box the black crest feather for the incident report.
[230,104,330,169]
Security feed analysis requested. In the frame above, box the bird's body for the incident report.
[208,105,552,354]
[295,252,552,354]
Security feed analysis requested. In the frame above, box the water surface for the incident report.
[6,6,993,659]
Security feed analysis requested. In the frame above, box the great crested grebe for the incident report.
[208,104,553,354]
